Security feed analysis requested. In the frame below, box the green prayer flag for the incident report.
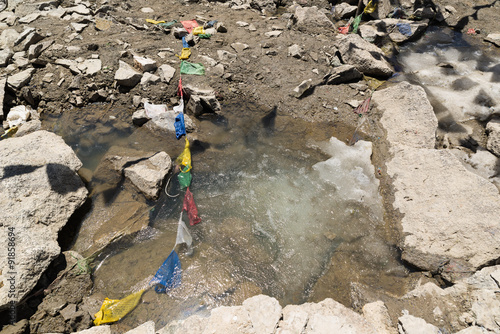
[351,14,362,34]
[158,20,178,28]
[180,61,205,75]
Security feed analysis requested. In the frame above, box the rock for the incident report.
[359,19,428,44]
[470,289,500,332]
[398,313,442,334]
[250,0,275,14]
[0,47,13,66]
[73,326,111,334]
[387,145,500,276]
[217,49,237,61]
[7,68,35,90]
[146,109,196,134]
[133,109,149,126]
[203,305,255,333]
[115,60,142,87]
[231,42,249,53]
[122,152,171,200]
[293,6,334,33]
[335,34,394,78]
[66,4,90,15]
[212,63,224,77]
[373,82,438,149]
[133,56,157,72]
[0,29,20,49]
[140,72,160,86]
[71,22,88,33]
[264,30,282,37]
[83,59,101,76]
[243,295,282,334]
[277,304,309,333]
[461,149,500,182]
[184,84,221,116]
[157,64,176,83]
[124,321,155,334]
[486,118,500,156]
[157,315,207,334]
[485,33,500,47]
[334,2,358,19]
[323,65,362,85]
[15,119,42,137]
[363,0,392,20]
[95,17,112,31]
[0,131,88,309]
[17,30,44,51]
[236,21,249,27]
[0,319,29,334]
[6,105,32,128]
[288,44,303,59]
[200,55,217,67]
[173,27,189,39]
[292,79,313,98]
[362,301,397,334]
[19,13,41,24]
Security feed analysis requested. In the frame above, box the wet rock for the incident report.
[486,118,500,156]
[323,65,362,85]
[158,64,176,83]
[124,321,155,334]
[123,151,172,200]
[115,60,142,87]
[243,295,281,334]
[373,82,437,149]
[335,34,394,78]
[359,19,428,44]
[362,301,397,334]
[0,47,13,66]
[398,313,441,334]
[0,131,88,310]
[293,6,334,33]
[7,68,35,89]
[133,56,157,72]
[292,78,312,98]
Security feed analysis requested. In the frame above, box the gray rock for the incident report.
[217,49,237,61]
[212,63,224,77]
[15,119,42,137]
[323,65,362,85]
[250,0,275,14]
[71,22,88,33]
[66,4,91,15]
[19,13,41,24]
[13,1,59,16]
[115,60,142,87]
[277,304,309,333]
[203,305,255,333]
[486,118,500,156]
[7,68,35,89]
[0,48,13,66]
[334,2,358,19]
[398,313,441,334]
[363,0,392,20]
[13,27,35,47]
[374,82,438,149]
[17,30,44,51]
[158,64,176,83]
[0,131,88,309]
[0,29,20,49]
[288,44,303,59]
[140,72,160,86]
[74,326,111,334]
[124,321,155,334]
[264,30,282,38]
[470,289,500,332]
[335,34,394,78]
[184,84,221,116]
[0,319,29,334]
[157,315,207,334]
[292,79,313,98]
[293,6,334,33]
[243,295,282,334]
[146,109,196,134]
[231,42,249,53]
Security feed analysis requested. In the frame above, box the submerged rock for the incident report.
[0,131,88,310]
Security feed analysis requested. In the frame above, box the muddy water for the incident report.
[42,101,409,330]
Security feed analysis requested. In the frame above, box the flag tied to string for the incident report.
[353,97,371,116]
[183,187,201,226]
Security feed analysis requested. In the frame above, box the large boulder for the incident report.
[0,131,88,310]
[335,34,394,78]
[293,6,334,33]
[376,83,500,279]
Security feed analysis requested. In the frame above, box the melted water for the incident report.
[44,102,408,329]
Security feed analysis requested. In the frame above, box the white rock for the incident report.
[265,31,282,37]
[292,79,312,98]
[288,44,303,58]
[200,55,217,67]
[485,33,500,47]
[71,22,88,33]
[124,321,155,334]
[398,313,441,334]
[486,118,500,156]
[294,6,334,32]
[202,306,255,334]
[140,7,154,13]
[362,301,397,334]
[0,29,20,49]
[236,21,249,27]
[243,295,282,334]
[74,325,111,334]
[19,13,41,24]
[140,72,160,85]
[0,48,13,66]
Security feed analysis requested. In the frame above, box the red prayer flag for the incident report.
[353,97,371,115]
[183,187,201,226]
[180,20,199,34]
[338,25,349,34]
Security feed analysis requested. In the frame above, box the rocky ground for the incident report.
[1,0,500,333]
